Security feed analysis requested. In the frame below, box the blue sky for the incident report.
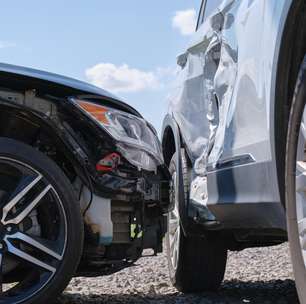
[0,0,200,133]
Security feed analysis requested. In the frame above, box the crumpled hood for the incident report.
[0,62,141,117]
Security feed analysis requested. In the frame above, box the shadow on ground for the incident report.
[55,279,299,304]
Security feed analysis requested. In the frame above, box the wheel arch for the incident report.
[0,103,87,183]
[163,113,193,162]
[162,114,192,234]
[162,125,176,168]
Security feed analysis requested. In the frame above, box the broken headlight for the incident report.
[72,99,163,171]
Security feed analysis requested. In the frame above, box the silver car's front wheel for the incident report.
[0,138,83,304]
[165,151,227,293]
[168,171,180,271]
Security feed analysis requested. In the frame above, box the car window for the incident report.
[197,0,223,29]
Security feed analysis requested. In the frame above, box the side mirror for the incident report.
[177,52,188,69]
[210,11,225,31]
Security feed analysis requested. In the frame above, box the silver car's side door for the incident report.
[206,0,287,208]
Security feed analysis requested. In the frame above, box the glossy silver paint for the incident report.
[166,0,292,225]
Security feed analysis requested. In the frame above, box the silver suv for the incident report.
[162,1,306,302]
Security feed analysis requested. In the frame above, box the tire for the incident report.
[165,150,227,293]
[0,138,84,304]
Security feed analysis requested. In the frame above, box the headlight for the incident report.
[71,99,163,171]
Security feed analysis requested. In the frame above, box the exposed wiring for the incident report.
[82,164,94,217]
[78,183,84,201]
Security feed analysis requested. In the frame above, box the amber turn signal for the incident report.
[78,101,110,125]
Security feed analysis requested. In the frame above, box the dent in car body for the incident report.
[167,0,290,228]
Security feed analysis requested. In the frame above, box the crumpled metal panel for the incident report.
[209,1,238,165]
[170,1,237,175]
[168,0,288,208]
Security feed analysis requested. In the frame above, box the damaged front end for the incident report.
[0,64,170,275]
[68,97,170,274]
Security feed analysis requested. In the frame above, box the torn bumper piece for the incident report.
[79,170,169,247]
[69,98,170,250]
[94,166,169,201]
[79,165,169,248]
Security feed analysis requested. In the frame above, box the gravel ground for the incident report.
[56,243,299,304]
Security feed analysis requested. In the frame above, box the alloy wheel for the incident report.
[0,157,67,303]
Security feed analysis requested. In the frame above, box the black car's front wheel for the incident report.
[0,138,83,304]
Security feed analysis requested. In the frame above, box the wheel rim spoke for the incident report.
[170,225,180,268]
[298,218,306,250]
[296,169,306,193]
[302,110,306,138]
[1,175,43,225]
[297,161,306,174]
[169,218,179,234]
[5,238,56,273]
[168,169,181,270]
[6,232,62,261]
[172,204,179,218]
[170,229,178,252]
[0,253,3,294]
[3,185,52,226]
[296,107,306,268]
[301,121,306,140]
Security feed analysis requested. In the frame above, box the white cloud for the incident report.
[85,63,160,93]
[155,66,178,78]
[172,9,197,36]
[0,41,16,49]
